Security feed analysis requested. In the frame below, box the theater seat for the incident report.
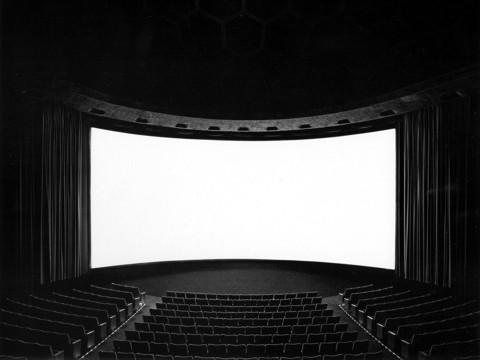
[139,332,154,342]
[246,344,265,357]
[173,356,193,360]
[290,334,307,343]
[364,351,384,359]
[344,354,365,360]
[149,342,169,355]
[265,344,284,357]
[170,334,186,344]
[352,339,370,354]
[301,343,320,356]
[336,341,354,354]
[319,342,336,355]
[154,356,173,360]
[114,340,132,353]
[238,335,255,344]
[207,344,227,357]
[168,344,188,356]
[135,354,154,360]
[284,343,302,357]
[323,355,343,360]
[131,341,150,354]
[187,344,207,357]
[341,331,358,341]
[135,323,149,332]
[125,330,140,341]
[98,351,117,360]
[325,332,341,342]
[226,344,246,357]
[117,352,136,360]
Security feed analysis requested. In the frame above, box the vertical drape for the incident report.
[396,96,472,294]
[11,102,90,291]
[40,104,91,284]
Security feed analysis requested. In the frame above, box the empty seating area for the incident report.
[100,291,383,360]
[339,284,480,359]
[0,283,145,359]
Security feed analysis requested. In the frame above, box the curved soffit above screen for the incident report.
[25,66,480,135]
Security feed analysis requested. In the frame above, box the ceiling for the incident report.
[3,0,479,119]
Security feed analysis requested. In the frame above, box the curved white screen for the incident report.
[91,128,395,269]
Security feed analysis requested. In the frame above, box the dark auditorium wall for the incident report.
[1,0,479,120]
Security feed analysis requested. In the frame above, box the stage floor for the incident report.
[91,260,394,298]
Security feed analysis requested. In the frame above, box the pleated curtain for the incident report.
[13,102,90,290]
[396,96,472,293]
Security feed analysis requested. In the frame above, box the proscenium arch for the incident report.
[23,65,479,140]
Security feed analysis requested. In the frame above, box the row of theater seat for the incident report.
[0,337,63,360]
[0,307,91,358]
[112,339,371,357]
[103,291,381,360]
[157,302,325,312]
[99,352,384,360]
[339,283,480,360]
[0,321,81,358]
[137,322,348,335]
[165,292,319,300]
[155,304,330,313]
[125,330,359,344]
[417,339,480,360]
[2,297,108,341]
[161,298,324,307]
[0,283,145,359]
[152,308,333,319]
[146,316,340,327]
